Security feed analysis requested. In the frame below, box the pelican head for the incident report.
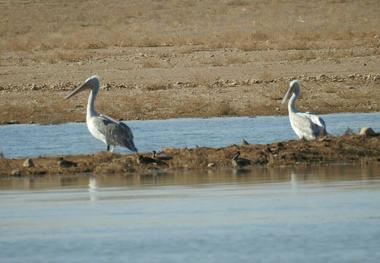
[65,75,100,99]
[282,79,301,104]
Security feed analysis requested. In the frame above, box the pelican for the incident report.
[282,80,327,140]
[65,75,138,152]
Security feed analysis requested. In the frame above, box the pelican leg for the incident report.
[107,145,115,152]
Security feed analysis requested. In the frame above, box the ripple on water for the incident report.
[0,165,380,263]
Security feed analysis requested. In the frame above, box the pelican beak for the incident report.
[64,82,89,99]
[281,87,292,104]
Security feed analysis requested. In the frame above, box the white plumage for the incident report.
[65,75,138,152]
[282,80,327,140]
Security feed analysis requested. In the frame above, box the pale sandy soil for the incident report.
[0,0,380,124]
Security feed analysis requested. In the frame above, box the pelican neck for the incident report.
[288,93,298,113]
[87,89,98,118]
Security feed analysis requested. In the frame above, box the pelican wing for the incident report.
[293,112,326,139]
[310,114,327,136]
[93,115,138,152]
[309,114,326,129]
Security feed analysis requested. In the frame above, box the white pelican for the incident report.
[282,80,327,140]
[65,75,138,152]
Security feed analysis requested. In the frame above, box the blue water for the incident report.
[0,112,379,158]
[1,165,380,263]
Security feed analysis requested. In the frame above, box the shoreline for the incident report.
[1,134,379,178]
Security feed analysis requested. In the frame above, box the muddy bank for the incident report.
[1,134,380,177]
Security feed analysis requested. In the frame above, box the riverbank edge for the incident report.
[1,134,380,178]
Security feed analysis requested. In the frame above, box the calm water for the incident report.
[1,165,380,263]
[0,112,379,158]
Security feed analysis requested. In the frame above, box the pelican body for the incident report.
[282,80,327,140]
[65,75,138,152]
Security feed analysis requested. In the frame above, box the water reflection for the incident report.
[88,176,98,202]
[290,172,299,191]
[1,163,380,191]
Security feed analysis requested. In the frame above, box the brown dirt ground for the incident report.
[1,134,380,177]
[0,0,380,124]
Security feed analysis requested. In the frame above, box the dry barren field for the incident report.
[1,0,380,124]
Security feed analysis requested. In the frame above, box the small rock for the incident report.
[252,79,262,84]
[359,127,376,136]
[5,120,19,125]
[31,84,38,90]
[207,162,215,168]
[23,158,35,168]
[11,169,21,176]
[228,81,238,87]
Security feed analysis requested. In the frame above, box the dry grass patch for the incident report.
[142,57,163,68]
[212,101,236,116]
[259,71,274,82]
[287,50,318,61]
[1,0,379,57]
